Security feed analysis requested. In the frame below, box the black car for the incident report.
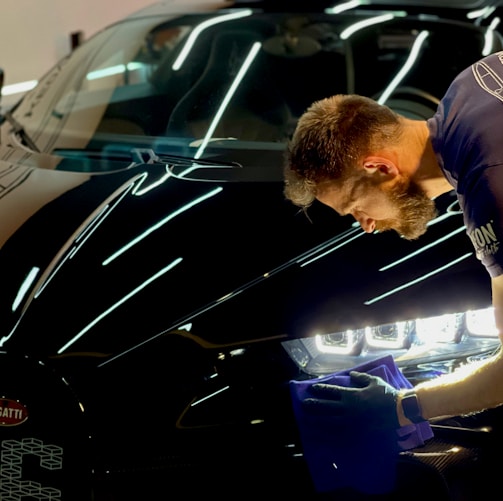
[1,1,502,499]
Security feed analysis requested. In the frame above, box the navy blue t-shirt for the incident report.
[427,51,503,277]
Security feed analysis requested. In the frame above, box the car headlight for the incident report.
[365,320,413,349]
[415,313,464,343]
[465,307,499,337]
[314,328,364,355]
[283,307,500,378]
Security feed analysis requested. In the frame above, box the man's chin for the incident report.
[381,179,437,240]
[399,226,429,241]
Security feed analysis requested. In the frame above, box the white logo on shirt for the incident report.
[468,221,500,260]
[472,53,503,102]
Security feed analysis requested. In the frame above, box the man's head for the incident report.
[284,94,437,240]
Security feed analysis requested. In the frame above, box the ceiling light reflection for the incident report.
[299,228,364,267]
[467,6,496,20]
[57,257,183,354]
[103,186,223,265]
[378,30,429,105]
[86,62,143,81]
[132,167,171,196]
[35,179,138,300]
[483,17,500,55]
[194,41,262,160]
[191,385,230,407]
[172,10,253,71]
[325,0,368,14]
[379,226,466,272]
[1,80,38,96]
[340,12,406,40]
[365,253,472,305]
[12,267,39,312]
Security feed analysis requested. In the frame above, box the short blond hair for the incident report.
[284,94,402,207]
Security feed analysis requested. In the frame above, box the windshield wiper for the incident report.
[156,152,241,168]
[53,147,243,168]
[1,111,40,152]
[128,147,242,168]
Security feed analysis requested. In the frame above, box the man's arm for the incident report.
[491,273,503,335]
[397,274,503,426]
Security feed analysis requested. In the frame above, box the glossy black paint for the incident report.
[0,1,502,499]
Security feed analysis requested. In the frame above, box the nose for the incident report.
[353,213,376,233]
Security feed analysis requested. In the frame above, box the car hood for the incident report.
[0,2,498,368]
[0,144,490,363]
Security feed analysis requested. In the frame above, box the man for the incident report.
[283,50,503,429]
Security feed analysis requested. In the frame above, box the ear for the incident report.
[362,156,399,178]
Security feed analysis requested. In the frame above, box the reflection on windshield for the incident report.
[2,8,495,164]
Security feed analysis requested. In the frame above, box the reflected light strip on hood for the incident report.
[379,225,466,272]
[57,258,183,354]
[172,9,253,71]
[364,253,472,305]
[12,267,40,312]
[33,206,110,300]
[299,228,365,268]
[191,386,230,407]
[99,231,363,367]
[31,178,140,303]
[132,167,171,196]
[35,182,135,298]
[102,186,223,266]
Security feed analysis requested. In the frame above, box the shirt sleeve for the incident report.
[463,164,503,278]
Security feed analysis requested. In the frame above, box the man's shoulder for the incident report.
[469,51,503,101]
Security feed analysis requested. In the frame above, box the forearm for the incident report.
[397,347,503,426]
[396,276,503,425]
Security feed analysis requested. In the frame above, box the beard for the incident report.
[374,179,438,240]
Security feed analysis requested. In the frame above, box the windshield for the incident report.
[2,7,501,164]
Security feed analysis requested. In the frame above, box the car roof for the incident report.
[125,0,503,19]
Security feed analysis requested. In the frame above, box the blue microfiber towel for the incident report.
[290,354,434,494]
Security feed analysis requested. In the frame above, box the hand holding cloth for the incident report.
[289,354,433,494]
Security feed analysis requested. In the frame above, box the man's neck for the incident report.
[409,120,454,198]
